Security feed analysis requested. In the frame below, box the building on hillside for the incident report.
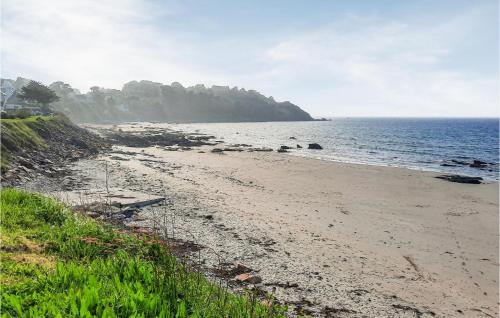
[1,103,43,115]
[1,80,16,107]
[3,103,23,111]
[1,78,47,116]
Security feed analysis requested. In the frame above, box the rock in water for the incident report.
[469,160,488,168]
[308,143,323,150]
[296,144,302,148]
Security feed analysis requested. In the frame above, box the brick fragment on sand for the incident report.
[235,273,262,284]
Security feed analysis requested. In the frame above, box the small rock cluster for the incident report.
[440,159,496,170]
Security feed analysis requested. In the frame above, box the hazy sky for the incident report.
[2,0,498,117]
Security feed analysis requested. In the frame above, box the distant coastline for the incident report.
[1,77,314,124]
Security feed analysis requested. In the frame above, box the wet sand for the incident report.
[74,142,497,318]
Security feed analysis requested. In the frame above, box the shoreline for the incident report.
[282,151,499,183]
[126,120,500,182]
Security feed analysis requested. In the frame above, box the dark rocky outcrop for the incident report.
[308,143,323,150]
[223,147,244,152]
[435,175,483,184]
[442,159,495,170]
[104,130,213,148]
[469,160,488,168]
[250,148,273,152]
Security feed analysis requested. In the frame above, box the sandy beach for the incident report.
[45,138,496,318]
[3,1,498,316]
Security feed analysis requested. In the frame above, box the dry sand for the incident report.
[87,143,497,318]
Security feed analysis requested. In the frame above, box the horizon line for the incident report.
[314,115,499,119]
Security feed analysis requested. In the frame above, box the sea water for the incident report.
[171,118,499,180]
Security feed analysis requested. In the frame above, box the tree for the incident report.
[17,81,60,113]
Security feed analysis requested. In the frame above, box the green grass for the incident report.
[0,115,79,173]
[0,118,48,148]
[0,116,52,123]
[0,189,288,317]
[0,116,52,173]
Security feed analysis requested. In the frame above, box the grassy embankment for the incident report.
[0,188,288,317]
[1,114,107,176]
[0,116,52,173]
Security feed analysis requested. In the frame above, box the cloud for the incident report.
[1,1,497,117]
[1,0,219,91]
[262,12,498,117]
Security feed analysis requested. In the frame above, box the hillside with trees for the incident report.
[1,78,314,123]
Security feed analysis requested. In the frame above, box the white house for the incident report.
[1,81,16,108]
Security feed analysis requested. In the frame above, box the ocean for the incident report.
[171,118,499,180]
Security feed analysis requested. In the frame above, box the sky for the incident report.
[1,0,499,117]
